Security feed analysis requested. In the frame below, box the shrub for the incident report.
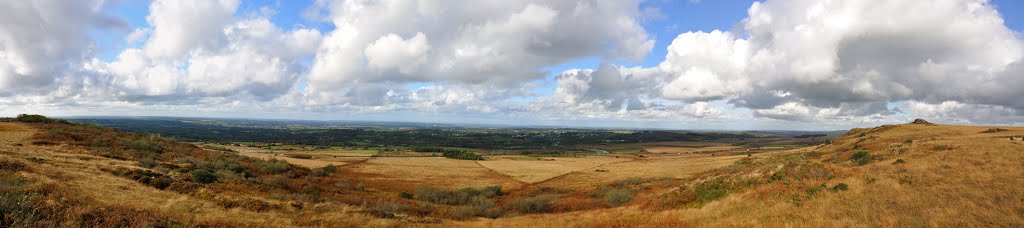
[831,183,849,192]
[122,139,164,154]
[190,169,218,184]
[893,159,907,164]
[262,175,289,188]
[694,179,730,204]
[322,164,337,173]
[368,201,407,218]
[481,186,503,198]
[851,150,873,165]
[509,195,555,214]
[398,191,414,199]
[602,189,633,206]
[138,158,157,168]
[310,164,337,177]
[414,185,501,205]
[258,159,290,174]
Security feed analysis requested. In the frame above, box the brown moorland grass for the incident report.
[342,157,526,191]
[6,117,1024,227]
[476,156,630,184]
[0,121,414,226]
[457,123,1024,227]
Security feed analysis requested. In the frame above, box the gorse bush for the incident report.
[122,139,164,154]
[851,150,873,166]
[259,159,291,175]
[602,189,633,206]
[414,185,502,205]
[831,183,847,191]
[509,195,555,214]
[190,169,218,184]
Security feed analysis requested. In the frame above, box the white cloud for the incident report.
[365,32,431,74]
[654,0,1024,122]
[0,0,125,95]
[144,0,239,59]
[304,0,654,105]
[3,0,1024,128]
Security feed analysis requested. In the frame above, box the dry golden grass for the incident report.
[0,122,34,142]
[535,153,765,190]
[0,122,401,227]
[455,123,1024,226]
[643,145,743,154]
[477,156,630,184]
[343,157,526,190]
[8,120,1024,227]
[234,150,357,168]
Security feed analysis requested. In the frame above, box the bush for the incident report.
[893,159,906,164]
[509,195,555,214]
[122,139,164,154]
[190,169,218,184]
[311,165,337,177]
[481,186,503,198]
[258,159,290,174]
[368,201,407,218]
[414,185,500,205]
[694,179,729,203]
[398,191,414,199]
[831,183,849,192]
[602,189,633,206]
[262,175,289,188]
[851,150,873,165]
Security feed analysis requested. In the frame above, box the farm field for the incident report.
[477,156,631,183]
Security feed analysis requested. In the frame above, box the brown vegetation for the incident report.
[3,116,1024,227]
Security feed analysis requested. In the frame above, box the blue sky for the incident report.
[2,0,1024,130]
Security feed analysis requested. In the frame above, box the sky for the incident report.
[1,0,1023,130]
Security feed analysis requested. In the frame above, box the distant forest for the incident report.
[71,118,757,152]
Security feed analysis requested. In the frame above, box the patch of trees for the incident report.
[443,151,483,160]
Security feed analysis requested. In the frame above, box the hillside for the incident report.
[2,117,1024,226]
[464,121,1024,226]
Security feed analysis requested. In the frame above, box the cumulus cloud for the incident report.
[88,0,320,102]
[0,0,126,95]
[655,0,1024,123]
[4,0,1024,128]
[304,0,654,105]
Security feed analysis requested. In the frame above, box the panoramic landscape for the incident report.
[2,0,1024,227]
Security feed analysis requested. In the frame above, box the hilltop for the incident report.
[1,116,1023,226]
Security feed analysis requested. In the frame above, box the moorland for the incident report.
[2,115,1022,226]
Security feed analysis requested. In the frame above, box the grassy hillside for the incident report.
[463,122,1024,226]
[2,116,1023,226]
